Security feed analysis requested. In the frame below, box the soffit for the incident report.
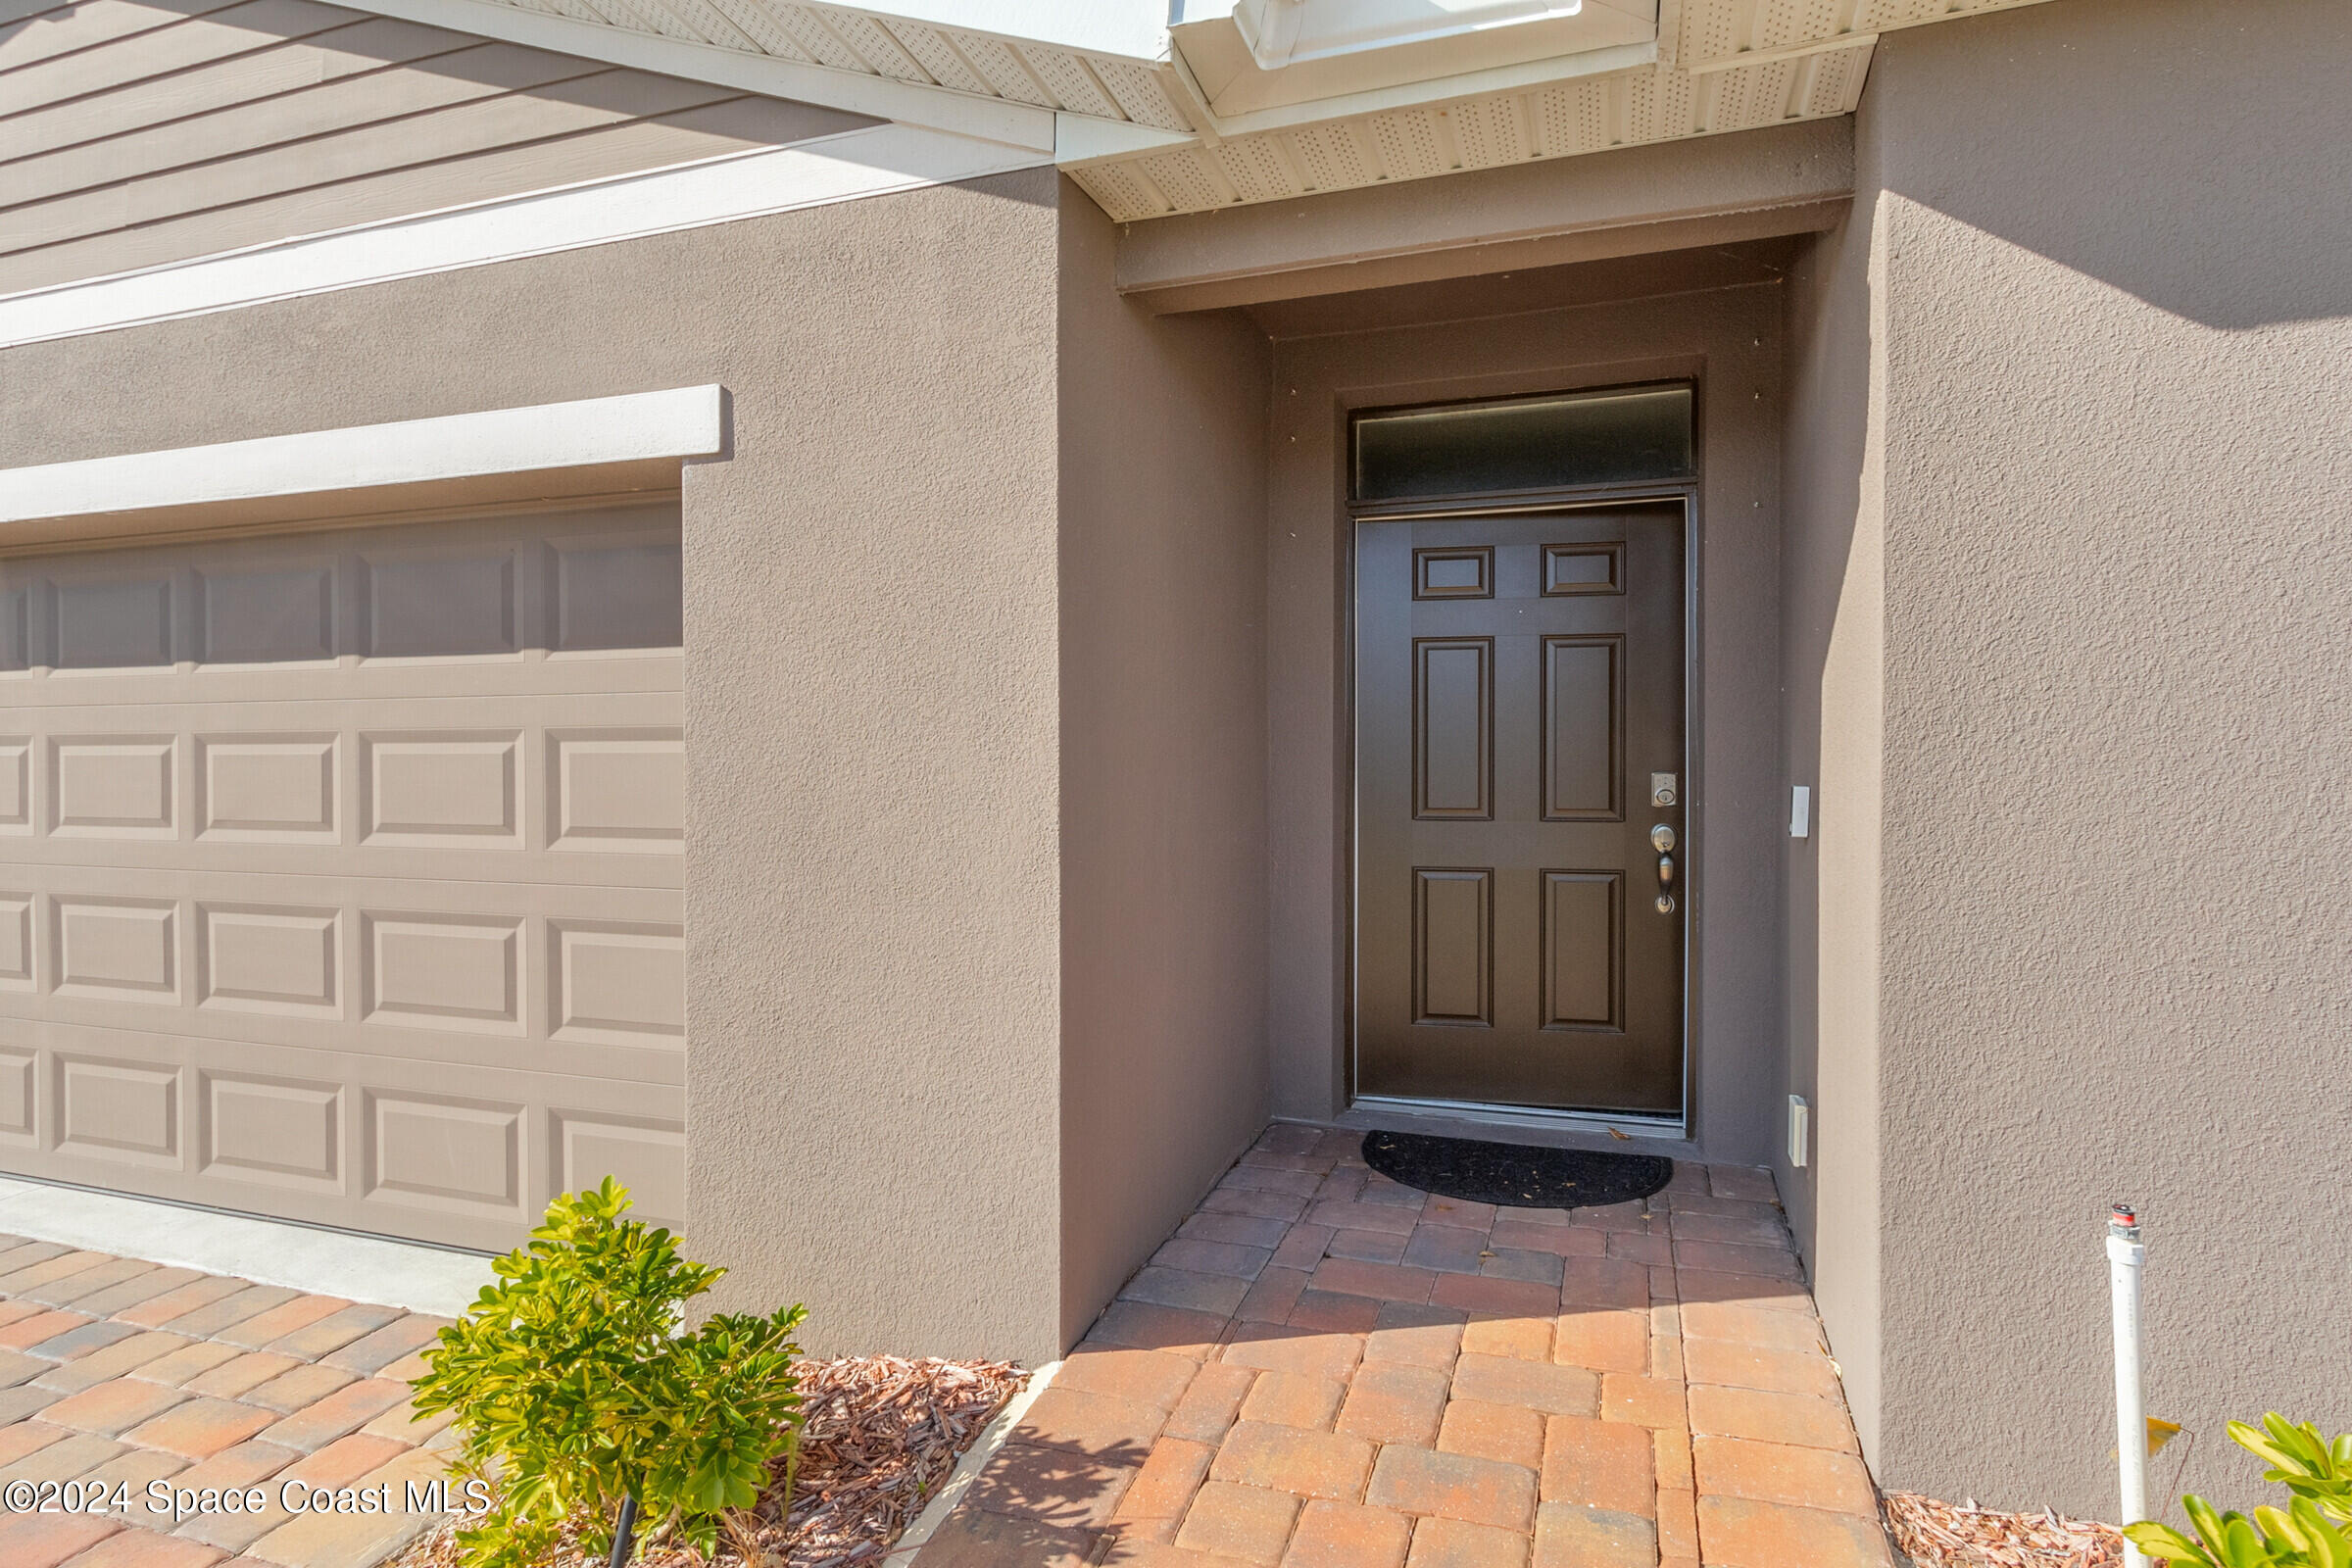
[345,0,2058,219]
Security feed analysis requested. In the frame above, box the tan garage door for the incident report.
[0,502,685,1252]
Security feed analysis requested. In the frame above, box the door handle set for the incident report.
[1650,778,1682,913]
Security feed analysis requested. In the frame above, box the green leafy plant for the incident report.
[2127,1416,2352,1568]
[412,1177,808,1567]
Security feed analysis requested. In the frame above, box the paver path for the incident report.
[0,1237,457,1568]
[917,1125,1894,1568]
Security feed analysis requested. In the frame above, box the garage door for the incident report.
[0,502,685,1252]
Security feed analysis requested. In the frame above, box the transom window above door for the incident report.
[1352,383,1695,504]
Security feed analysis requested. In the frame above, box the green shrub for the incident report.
[2127,1415,2352,1568]
[411,1177,808,1566]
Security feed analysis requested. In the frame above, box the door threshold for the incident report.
[1345,1095,1691,1152]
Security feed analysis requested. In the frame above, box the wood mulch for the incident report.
[396,1355,1027,1567]
[1884,1491,2134,1568]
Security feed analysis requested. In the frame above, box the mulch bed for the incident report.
[397,1355,1027,1567]
[1885,1492,2133,1568]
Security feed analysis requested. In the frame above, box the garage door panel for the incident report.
[548,531,684,653]
[0,999,681,1088]
[55,1052,179,1167]
[0,895,30,990]
[552,1111,683,1230]
[365,1088,526,1218]
[0,708,680,881]
[361,731,521,847]
[0,739,26,831]
[0,861,682,916]
[363,911,523,1035]
[4,1032,684,1251]
[198,733,339,840]
[52,894,178,1002]
[548,729,683,852]
[199,903,341,1017]
[358,548,524,662]
[199,1069,341,1192]
[44,572,177,670]
[0,945,686,1091]
[194,564,339,665]
[0,501,676,674]
[0,503,686,1251]
[549,920,685,1044]
[0,1047,31,1142]
[50,734,176,837]
[0,661,684,709]
[0,1017,686,1104]
[0,590,28,674]
[0,832,683,888]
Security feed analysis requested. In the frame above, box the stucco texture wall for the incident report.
[0,170,1075,1360]
[1781,0,2352,1515]
[1778,135,1886,1466]
[1055,186,1274,1347]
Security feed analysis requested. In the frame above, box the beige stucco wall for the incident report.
[1263,283,1788,1164]
[1054,184,1275,1346]
[1781,0,2352,1514]
[0,168,1074,1360]
[1778,151,1887,1466]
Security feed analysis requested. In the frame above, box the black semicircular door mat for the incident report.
[1362,1130,1672,1209]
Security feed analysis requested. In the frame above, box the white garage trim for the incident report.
[0,387,723,528]
[0,123,1049,351]
[0,1175,497,1318]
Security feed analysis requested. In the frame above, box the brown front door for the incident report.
[1355,505,1686,1114]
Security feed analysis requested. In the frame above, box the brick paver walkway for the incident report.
[916,1124,1894,1568]
[0,1237,457,1568]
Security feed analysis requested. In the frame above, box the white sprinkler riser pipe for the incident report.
[2109,1227,2148,1568]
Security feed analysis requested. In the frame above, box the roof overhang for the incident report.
[336,0,2061,221]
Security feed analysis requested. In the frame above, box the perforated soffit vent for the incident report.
[412,0,2058,220]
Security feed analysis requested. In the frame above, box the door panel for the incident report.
[1415,640,1492,819]
[1412,868,1492,1025]
[1357,507,1685,1114]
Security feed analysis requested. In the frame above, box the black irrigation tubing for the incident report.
[608,1494,639,1568]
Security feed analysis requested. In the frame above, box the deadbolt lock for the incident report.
[1650,772,1678,808]
[1649,824,1677,854]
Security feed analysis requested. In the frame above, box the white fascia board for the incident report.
[829,1,1166,62]
[1055,112,1195,167]
[0,387,724,526]
[0,124,1047,349]
[354,0,1057,149]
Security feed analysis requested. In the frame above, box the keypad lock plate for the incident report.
[1650,772,1678,808]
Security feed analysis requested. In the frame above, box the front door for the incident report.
[1355,505,1686,1114]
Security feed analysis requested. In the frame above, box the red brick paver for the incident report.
[918,1126,1895,1567]
[0,1241,457,1568]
